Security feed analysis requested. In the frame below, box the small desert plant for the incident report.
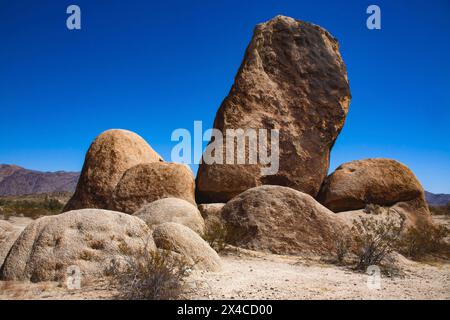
[334,236,351,265]
[363,203,385,215]
[108,239,192,300]
[202,219,228,252]
[352,211,405,271]
[398,220,449,259]
[0,196,64,219]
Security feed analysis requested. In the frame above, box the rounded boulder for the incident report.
[221,185,349,255]
[133,198,205,234]
[64,129,163,211]
[110,162,196,214]
[0,209,155,282]
[317,158,427,213]
[152,222,222,272]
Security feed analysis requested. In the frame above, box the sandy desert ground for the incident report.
[0,215,448,300]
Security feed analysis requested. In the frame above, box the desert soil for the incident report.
[0,216,449,300]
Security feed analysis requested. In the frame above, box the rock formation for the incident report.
[63,129,163,212]
[196,15,351,203]
[221,185,349,255]
[198,203,226,232]
[110,162,196,214]
[0,220,22,269]
[134,198,205,234]
[317,158,430,223]
[152,222,222,272]
[1,209,154,282]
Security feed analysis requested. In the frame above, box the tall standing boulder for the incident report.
[221,185,349,255]
[110,162,196,214]
[196,15,351,203]
[63,129,163,212]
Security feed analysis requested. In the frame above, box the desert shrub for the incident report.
[363,203,385,215]
[0,197,64,219]
[429,204,450,216]
[398,220,449,259]
[202,220,248,252]
[202,219,228,252]
[334,236,351,265]
[108,239,192,300]
[352,211,405,271]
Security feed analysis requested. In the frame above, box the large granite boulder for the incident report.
[110,162,196,214]
[0,209,155,282]
[317,159,427,209]
[196,15,351,203]
[221,185,349,255]
[63,129,163,211]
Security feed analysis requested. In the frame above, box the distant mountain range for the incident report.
[425,191,450,207]
[0,164,79,196]
[0,164,449,207]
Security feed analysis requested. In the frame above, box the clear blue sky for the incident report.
[0,0,449,193]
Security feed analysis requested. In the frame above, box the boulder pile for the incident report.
[0,16,432,284]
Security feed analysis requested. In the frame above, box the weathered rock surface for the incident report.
[0,220,22,269]
[317,158,428,217]
[133,198,205,234]
[198,203,226,231]
[63,129,163,212]
[0,209,155,282]
[221,185,349,255]
[196,15,351,203]
[110,162,196,214]
[152,222,222,272]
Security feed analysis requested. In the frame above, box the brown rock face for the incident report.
[0,220,22,269]
[110,162,196,214]
[196,15,351,203]
[317,158,428,216]
[63,129,162,212]
[221,185,349,255]
[0,209,155,282]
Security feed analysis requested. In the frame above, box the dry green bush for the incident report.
[334,236,351,265]
[0,196,64,219]
[108,239,192,300]
[352,211,405,271]
[202,219,228,252]
[202,220,248,252]
[398,220,449,260]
